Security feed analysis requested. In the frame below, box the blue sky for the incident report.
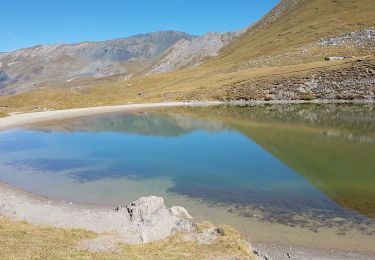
[0,0,279,52]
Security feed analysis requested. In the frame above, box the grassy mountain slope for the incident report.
[0,0,374,115]
[209,0,375,68]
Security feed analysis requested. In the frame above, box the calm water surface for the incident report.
[0,104,374,247]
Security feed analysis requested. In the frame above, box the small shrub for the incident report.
[300,93,316,101]
[0,111,8,118]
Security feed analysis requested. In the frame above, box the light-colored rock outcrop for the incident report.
[315,27,375,47]
[0,182,194,244]
[118,196,194,243]
[148,31,242,74]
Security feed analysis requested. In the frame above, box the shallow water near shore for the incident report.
[0,104,374,251]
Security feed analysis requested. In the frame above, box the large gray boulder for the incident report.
[118,196,194,243]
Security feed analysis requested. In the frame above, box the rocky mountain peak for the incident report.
[0,30,196,93]
[147,30,244,74]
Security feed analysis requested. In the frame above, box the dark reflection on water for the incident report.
[171,185,375,234]
[0,104,374,233]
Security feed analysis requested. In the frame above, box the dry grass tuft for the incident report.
[0,111,8,118]
[121,222,255,260]
[0,216,96,259]
[0,216,255,260]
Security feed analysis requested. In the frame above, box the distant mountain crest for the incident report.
[0,28,247,94]
[2,0,373,96]
[0,31,197,93]
[148,31,242,74]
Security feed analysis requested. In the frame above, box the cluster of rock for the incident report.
[213,58,375,101]
[315,27,375,47]
[234,26,375,72]
[324,56,347,61]
[117,196,194,243]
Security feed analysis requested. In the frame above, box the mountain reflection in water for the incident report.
[0,104,374,234]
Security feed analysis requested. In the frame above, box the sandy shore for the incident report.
[1,181,374,260]
[0,181,117,232]
[0,101,224,130]
[0,181,197,245]
[1,99,372,130]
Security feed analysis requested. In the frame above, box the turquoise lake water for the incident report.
[0,104,374,238]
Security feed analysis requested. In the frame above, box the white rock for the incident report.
[170,206,193,219]
[117,196,194,243]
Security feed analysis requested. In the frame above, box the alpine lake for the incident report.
[0,104,374,252]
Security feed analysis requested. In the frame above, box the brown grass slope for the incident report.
[208,0,375,68]
[0,217,255,260]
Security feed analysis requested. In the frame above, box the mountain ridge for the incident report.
[0,30,195,93]
[0,29,245,94]
[148,31,243,74]
[0,0,374,115]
